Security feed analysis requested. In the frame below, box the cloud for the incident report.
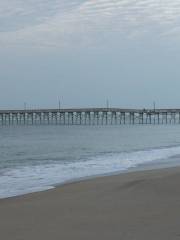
[0,0,180,49]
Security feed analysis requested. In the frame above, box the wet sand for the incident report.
[1,167,180,240]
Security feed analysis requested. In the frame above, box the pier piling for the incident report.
[0,108,180,126]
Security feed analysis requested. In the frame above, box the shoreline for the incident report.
[1,166,180,239]
[2,155,180,200]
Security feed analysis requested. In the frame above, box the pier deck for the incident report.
[0,108,180,125]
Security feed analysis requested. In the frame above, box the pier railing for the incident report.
[0,108,180,125]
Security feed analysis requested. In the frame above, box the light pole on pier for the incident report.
[24,102,27,110]
[58,99,61,111]
[153,101,156,112]
[106,99,109,110]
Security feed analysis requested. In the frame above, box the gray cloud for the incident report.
[0,0,180,49]
[1,1,180,109]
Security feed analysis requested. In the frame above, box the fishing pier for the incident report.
[0,108,180,125]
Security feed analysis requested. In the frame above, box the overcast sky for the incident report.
[1,0,180,109]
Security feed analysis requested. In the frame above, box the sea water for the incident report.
[1,124,180,198]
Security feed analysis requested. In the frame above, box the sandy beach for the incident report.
[1,167,180,240]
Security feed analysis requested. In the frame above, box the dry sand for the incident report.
[1,167,180,240]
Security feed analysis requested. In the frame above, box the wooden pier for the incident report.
[0,108,180,125]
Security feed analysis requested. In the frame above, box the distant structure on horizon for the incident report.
[0,108,180,125]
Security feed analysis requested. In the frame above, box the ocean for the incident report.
[1,124,180,198]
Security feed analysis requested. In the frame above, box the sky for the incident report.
[1,0,180,109]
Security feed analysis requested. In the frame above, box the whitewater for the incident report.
[1,125,180,198]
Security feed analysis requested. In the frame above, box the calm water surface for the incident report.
[1,125,180,198]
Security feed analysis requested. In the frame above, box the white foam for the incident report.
[1,145,180,198]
